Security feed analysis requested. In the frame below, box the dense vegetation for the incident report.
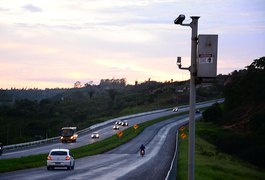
[177,122,265,179]
[202,57,265,167]
[0,79,223,145]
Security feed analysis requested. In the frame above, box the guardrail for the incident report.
[3,137,59,150]
[3,98,223,151]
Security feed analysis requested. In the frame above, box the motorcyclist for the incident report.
[140,144,145,151]
[140,144,145,156]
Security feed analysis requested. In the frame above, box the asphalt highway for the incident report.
[0,100,222,179]
[0,114,192,180]
[0,99,220,160]
[0,110,174,159]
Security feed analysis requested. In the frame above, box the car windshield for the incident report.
[51,151,67,156]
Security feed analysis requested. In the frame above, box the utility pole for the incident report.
[188,16,199,180]
[175,15,199,180]
[175,14,218,180]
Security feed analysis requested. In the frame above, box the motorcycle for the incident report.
[140,149,145,157]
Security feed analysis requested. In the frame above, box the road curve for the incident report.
[0,114,193,180]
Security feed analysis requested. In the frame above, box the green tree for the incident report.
[202,103,223,123]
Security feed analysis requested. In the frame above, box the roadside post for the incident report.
[174,15,218,180]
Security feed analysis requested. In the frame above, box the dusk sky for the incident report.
[0,0,264,89]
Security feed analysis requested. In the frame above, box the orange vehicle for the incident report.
[60,127,78,143]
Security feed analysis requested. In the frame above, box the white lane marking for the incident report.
[165,131,179,180]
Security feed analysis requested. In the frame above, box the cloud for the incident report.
[0,7,10,12]
[23,4,42,12]
[0,0,264,89]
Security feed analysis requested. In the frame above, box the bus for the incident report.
[60,127,78,143]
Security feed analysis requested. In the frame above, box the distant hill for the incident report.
[223,56,265,132]
[0,88,67,103]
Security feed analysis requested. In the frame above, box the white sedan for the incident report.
[172,107,179,112]
[47,149,75,170]
[121,121,128,126]
[91,132,100,139]
[113,125,119,130]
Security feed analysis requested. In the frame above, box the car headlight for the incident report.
[0,147,2,150]
[60,137,63,140]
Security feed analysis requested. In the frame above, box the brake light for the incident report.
[47,155,52,160]
[65,156,70,160]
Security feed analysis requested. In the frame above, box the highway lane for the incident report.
[0,99,222,160]
[0,114,193,180]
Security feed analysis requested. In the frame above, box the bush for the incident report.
[249,111,265,135]
[197,122,265,167]
[202,103,223,124]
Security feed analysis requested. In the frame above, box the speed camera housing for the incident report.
[174,14,185,25]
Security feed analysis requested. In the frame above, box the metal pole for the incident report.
[188,16,199,180]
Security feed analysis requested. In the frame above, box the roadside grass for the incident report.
[177,121,265,180]
[0,113,180,173]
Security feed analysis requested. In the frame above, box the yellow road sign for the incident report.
[133,124,139,130]
[180,132,187,139]
[117,131,123,138]
[180,126,185,132]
